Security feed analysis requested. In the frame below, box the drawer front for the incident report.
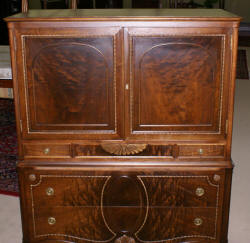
[137,207,217,242]
[30,173,219,208]
[33,206,115,242]
[33,206,216,243]
[23,144,71,158]
[32,175,109,207]
[179,145,225,158]
[140,175,219,207]
[20,166,225,243]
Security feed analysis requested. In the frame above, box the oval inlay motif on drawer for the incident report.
[102,176,147,234]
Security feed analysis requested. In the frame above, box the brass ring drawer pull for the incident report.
[46,187,54,196]
[199,148,203,155]
[194,218,203,226]
[48,217,56,225]
[196,187,205,197]
[44,148,50,155]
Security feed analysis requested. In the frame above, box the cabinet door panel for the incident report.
[19,28,123,139]
[128,28,227,138]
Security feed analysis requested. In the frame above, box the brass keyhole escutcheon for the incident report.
[46,187,54,196]
[48,217,56,225]
[44,148,50,155]
[194,218,203,226]
[196,187,205,197]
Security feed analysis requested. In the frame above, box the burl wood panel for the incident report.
[136,207,217,242]
[31,176,109,206]
[24,36,116,133]
[33,206,115,242]
[75,144,173,157]
[23,167,223,243]
[131,35,223,134]
[139,176,219,207]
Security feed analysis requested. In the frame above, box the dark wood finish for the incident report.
[5,9,240,243]
[24,35,119,134]
[130,34,223,134]
[23,144,71,158]
[0,79,13,88]
[18,164,226,243]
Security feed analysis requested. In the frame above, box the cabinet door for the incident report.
[127,28,230,139]
[17,27,123,139]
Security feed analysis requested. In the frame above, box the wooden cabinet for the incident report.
[6,9,240,243]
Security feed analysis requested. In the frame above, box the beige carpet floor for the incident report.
[0,47,249,243]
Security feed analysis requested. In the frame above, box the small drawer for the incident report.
[23,144,71,158]
[178,145,225,158]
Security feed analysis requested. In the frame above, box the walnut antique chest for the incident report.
[6,8,240,243]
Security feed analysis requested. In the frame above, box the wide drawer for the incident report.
[31,174,219,208]
[23,144,71,158]
[33,206,217,243]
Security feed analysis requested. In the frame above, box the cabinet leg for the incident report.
[220,167,233,243]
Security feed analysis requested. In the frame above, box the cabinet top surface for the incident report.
[6,9,240,22]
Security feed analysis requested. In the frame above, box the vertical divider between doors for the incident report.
[123,27,131,139]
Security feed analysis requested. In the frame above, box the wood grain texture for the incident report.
[23,144,71,158]
[131,35,223,134]
[25,37,114,131]
[140,176,219,207]
[18,165,226,243]
[179,145,225,158]
[75,144,173,157]
[6,10,240,243]
[136,207,217,241]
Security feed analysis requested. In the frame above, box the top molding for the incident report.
[5,9,241,22]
